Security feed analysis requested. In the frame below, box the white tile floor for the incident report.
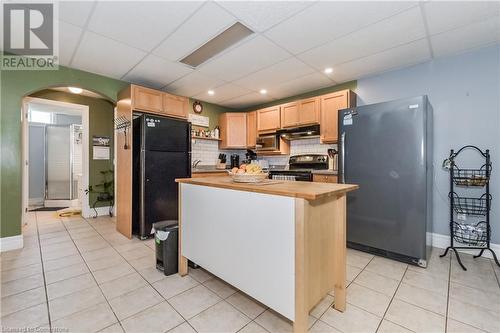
[1,212,499,333]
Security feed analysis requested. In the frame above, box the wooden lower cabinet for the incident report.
[320,90,356,143]
[313,174,338,183]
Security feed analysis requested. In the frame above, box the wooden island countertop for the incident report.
[176,176,358,201]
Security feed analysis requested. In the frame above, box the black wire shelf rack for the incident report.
[452,221,488,247]
[449,192,492,216]
[440,145,499,270]
[452,164,490,187]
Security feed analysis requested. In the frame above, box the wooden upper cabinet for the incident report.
[129,85,188,119]
[257,106,281,133]
[320,90,356,143]
[163,93,188,119]
[132,85,163,113]
[298,97,320,125]
[280,102,299,128]
[246,111,257,148]
[219,113,247,149]
[280,98,319,129]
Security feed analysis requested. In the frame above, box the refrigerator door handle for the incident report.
[340,131,346,184]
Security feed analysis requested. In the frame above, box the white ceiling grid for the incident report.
[55,0,500,108]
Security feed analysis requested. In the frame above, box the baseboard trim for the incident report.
[82,206,113,218]
[431,232,500,259]
[0,235,24,252]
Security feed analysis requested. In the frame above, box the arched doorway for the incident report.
[21,86,117,225]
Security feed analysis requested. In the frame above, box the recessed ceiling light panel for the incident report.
[180,22,254,68]
[208,90,215,95]
[259,89,267,95]
[324,67,333,74]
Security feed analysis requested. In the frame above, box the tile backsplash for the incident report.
[192,137,335,167]
[191,138,245,166]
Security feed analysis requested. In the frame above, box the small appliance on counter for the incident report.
[268,154,328,181]
[243,149,257,165]
[328,148,338,171]
[230,154,240,169]
[217,153,226,169]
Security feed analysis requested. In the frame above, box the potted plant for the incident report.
[85,169,114,217]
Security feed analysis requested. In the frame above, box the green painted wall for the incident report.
[241,81,357,111]
[1,65,128,238]
[188,99,234,131]
[30,90,115,209]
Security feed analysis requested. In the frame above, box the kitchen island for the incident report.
[175,177,358,332]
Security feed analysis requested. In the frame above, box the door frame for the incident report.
[22,97,90,223]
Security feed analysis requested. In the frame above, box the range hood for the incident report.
[277,125,320,140]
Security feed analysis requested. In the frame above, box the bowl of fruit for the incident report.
[228,163,269,183]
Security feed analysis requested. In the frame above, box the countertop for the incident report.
[176,176,358,200]
[192,166,229,173]
[311,170,338,175]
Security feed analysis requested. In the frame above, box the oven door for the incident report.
[256,135,279,152]
[269,172,312,182]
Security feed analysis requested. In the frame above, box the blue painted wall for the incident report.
[355,44,500,243]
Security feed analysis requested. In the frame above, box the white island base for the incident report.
[176,178,358,332]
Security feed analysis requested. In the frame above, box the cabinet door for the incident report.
[163,93,188,119]
[257,106,280,133]
[280,102,299,128]
[132,86,163,113]
[320,90,350,143]
[246,111,257,148]
[313,174,338,183]
[299,97,319,125]
[220,113,247,149]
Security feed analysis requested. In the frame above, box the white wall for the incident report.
[355,44,500,243]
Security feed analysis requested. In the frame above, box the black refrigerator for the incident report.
[338,96,433,267]
[133,114,191,239]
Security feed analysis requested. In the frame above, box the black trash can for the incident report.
[154,221,178,276]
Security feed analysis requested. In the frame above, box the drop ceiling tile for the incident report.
[192,83,253,104]
[219,92,274,109]
[431,16,500,58]
[58,21,83,66]
[298,7,426,70]
[165,71,225,97]
[423,1,500,35]
[216,1,312,32]
[59,1,95,27]
[72,31,146,79]
[332,39,431,83]
[154,2,237,61]
[123,55,193,89]
[233,57,315,90]
[265,1,417,54]
[268,72,334,100]
[197,35,290,81]
[87,1,203,51]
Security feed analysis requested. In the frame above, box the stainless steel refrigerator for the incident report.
[132,114,191,239]
[338,96,433,266]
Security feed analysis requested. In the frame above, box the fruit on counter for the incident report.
[245,164,263,174]
[231,167,239,173]
[236,169,246,174]
[239,164,247,170]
